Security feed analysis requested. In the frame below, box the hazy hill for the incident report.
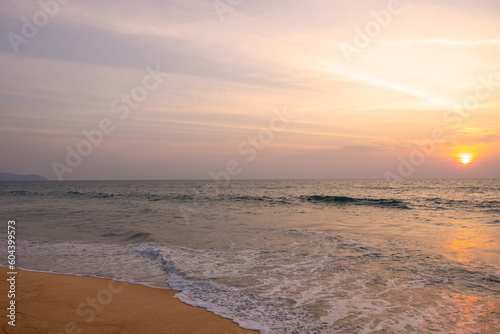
[0,172,48,181]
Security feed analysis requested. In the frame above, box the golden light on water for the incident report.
[458,153,474,165]
[444,224,498,264]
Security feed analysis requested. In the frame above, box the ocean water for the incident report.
[0,179,499,333]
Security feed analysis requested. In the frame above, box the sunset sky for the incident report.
[1,0,499,180]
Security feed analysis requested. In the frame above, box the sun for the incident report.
[458,153,473,165]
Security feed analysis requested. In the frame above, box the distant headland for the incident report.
[0,172,48,181]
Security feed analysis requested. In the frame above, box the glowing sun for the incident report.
[458,153,473,165]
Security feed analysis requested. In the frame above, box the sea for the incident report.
[0,179,499,333]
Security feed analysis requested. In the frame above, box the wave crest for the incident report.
[300,195,411,209]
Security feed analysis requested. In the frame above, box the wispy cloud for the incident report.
[374,38,500,47]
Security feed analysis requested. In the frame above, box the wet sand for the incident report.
[0,267,258,334]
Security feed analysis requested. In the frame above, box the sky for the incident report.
[0,0,499,180]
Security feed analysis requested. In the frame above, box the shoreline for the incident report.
[0,267,259,333]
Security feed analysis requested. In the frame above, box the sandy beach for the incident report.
[0,267,258,334]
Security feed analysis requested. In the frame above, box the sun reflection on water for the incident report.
[445,294,497,332]
[443,224,498,264]
[435,222,500,331]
